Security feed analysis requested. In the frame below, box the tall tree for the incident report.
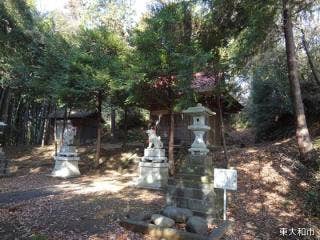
[282,0,314,161]
[132,1,200,174]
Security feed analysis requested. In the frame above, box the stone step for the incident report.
[176,172,213,179]
[167,185,216,200]
[184,155,214,163]
[172,174,214,185]
[177,165,209,175]
[168,177,213,189]
[166,196,223,219]
[179,161,214,172]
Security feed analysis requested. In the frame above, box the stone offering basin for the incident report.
[120,218,230,240]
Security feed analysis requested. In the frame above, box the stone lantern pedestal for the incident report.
[0,122,9,177]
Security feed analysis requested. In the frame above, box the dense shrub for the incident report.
[118,108,147,130]
[301,80,320,119]
[248,51,295,141]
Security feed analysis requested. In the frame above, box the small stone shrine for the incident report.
[52,125,80,178]
[0,122,9,177]
[167,104,223,220]
[136,127,168,189]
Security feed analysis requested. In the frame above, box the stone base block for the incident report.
[166,154,223,220]
[144,148,165,157]
[141,156,167,162]
[52,157,80,178]
[60,146,77,153]
[188,147,209,156]
[136,162,169,189]
[54,156,80,161]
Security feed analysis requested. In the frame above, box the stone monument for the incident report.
[136,127,168,189]
[0,122,9,177]
[52,125,80,178]
[167,104,223,221]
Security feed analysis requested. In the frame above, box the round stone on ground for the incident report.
[186,216,208,235]
[162,206,193,223]
[151,214,175,228]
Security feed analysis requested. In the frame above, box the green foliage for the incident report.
[118,108,147,131]
[248,49,294,141]
[132,2,207,100]
[230,111,250,129]
[197,0,279,73]
[0,0,41,89]
[301,81,320,118]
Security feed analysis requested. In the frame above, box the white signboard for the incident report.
[214,168,237,190]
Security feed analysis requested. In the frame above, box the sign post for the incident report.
[214,168,237,221]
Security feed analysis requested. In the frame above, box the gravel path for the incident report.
[0,188,59,205]
[0,172,165,240]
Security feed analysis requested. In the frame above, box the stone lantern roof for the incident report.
[182,103,215,116]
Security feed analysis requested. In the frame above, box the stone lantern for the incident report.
[167,104,222,220]
[182,103,215,155]
[0,121,9,176]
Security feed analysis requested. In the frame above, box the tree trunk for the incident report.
[300,29,320,86]
[41,101,51,147]
[214,114,222,145]
[217,94,228,167]
[282,0,313,161]
[110,105,116,139]
[1,88,10,123]
[23,102,30,145]
[61,106,69,147]
[168,110,175,175]
[95,91,102,166]
[0,87,6,115]
[122,106,128,149]
[54,104,58,156]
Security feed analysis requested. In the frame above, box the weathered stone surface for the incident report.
[186,216,208,235]
[136,162,168,189]
[166,154,223,220]
[151,214,175,228]
[52,158,80,178]
[120,218,210,240]
[162,206,193,223]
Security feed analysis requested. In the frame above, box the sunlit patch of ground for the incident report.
[0,144,160,239]
[225,138,320,240]
[1,140,319,240]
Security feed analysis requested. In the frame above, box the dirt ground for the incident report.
[0,140,319,240]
